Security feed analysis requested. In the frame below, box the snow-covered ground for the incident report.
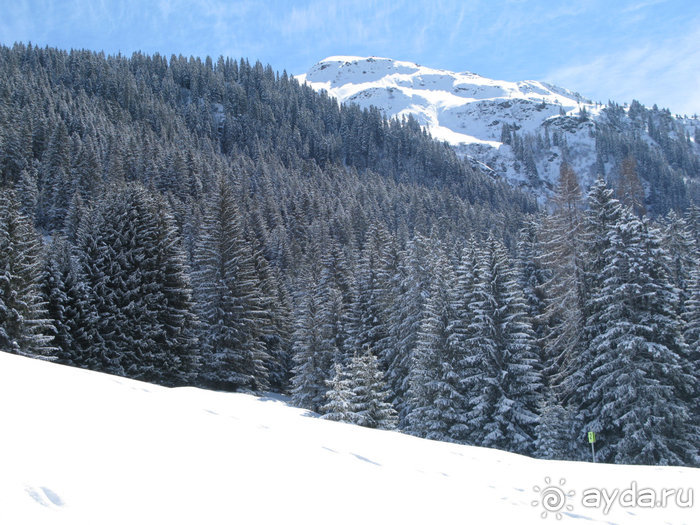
[1,351,697,524]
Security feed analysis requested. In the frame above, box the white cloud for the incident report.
[622,0,671,12]
[486,3,591,39]
[546,22,700,115]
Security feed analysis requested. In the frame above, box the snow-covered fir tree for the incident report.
[42,236,94,366]
[63,191,86,245]
[516,218,548,354]
[16,167,38,221]
[660,210,696,310]
[385,234,431,427]
[581,178,623,300]
[556,178,623,457]
[535,392,575,460]
[682,266,700,434]
[318,239,356,365]
[193,174,270,392]
[685,204,700,250]
[291,258,336,412]
[0,189,54,357]
[407,244,466,442]
[350,223,394,360]
[462,237,542,456]
[684,266,700,346]
[343,350,398,430]
[574,209,699,465]
[77,184,199,385]
[320,364,355,424]
[244,205,293,392]
[149,193,201,385]
[258,259,293,392]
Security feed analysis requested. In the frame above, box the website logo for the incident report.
[532,477,575,519]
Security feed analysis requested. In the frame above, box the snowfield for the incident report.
[1,351,697,524]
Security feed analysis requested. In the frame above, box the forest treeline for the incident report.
[1,44,698,467]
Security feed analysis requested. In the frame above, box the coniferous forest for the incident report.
[1,44,699,467]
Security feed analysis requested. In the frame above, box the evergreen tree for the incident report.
[574,210,698,465]
[38,121,71,228]
[684,204,700,250]
[385,235,431,427]
[516,218,548,370]
[558,178,624,454]
[0,189,54,357]
[72,136,102,202]
[581,178,623,300]
[63,192,86,245]
[318,240,355,365]
[660,211,696,310]
[345,351,398,430]
[683,267,700,366]
[77,184,198,385]
[150,194,200,385]
[193,174,270,392]
[320,363,356,424]
[575,178,624,390]
[0,116,31,184]
[535,392,574,460]
[350,223,393,359]
[681,266,700,441]
[42,237,94,365]
[291,261,335,411]
[463,238,542,455]
[258,261,293,392]
[407,245,466,442]
[17,167,38,220]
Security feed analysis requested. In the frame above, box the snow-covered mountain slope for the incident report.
[297,56,597,148]
[297,56,700,202]
[1,351,697,525]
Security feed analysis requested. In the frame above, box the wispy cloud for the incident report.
[547,20,700,115]
[275,0,401,48]
[622,0,671,12]
[485,2,591,39]
[448,6,466,44]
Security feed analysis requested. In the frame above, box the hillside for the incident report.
[1,351,697,525]
[298,56,700,212]
[1,44,699,477]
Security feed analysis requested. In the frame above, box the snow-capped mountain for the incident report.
[297,56,699,204]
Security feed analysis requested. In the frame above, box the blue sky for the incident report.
[1,0,699,115]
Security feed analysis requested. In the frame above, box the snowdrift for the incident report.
[0,351,696,524]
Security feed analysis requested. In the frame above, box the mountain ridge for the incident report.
[297,56,700,210]
[296,55,598,148]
